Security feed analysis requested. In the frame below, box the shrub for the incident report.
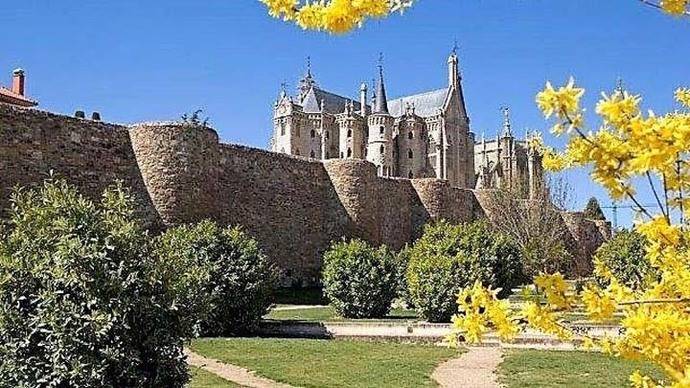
[322,239,399,318]
[406,220,523,323]
[0,180,187,387]
[155,220,277,336]
[593,229,652,290]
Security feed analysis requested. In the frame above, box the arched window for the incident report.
[408,170,414,179]
[310,150,315,158]
[280,122,286,136]
[408,149,413,159]
[379,126,385,134]
[408,131,413,139]
[380,145,384,154]
[347,148,352,157]
[347,129,352,138]
[310,129,316,138]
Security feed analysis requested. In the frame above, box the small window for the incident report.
[408,131,413,140]
[340,152,344,158]
[325,152,330,159]
[347,129,352,138]
[280,122,286,136]
[310,150,316,158]
[347,148,352,157]
[295,149,300,156]
[326,131,330,139]
[380,145,384,154]
[408,149,413,159]
[310,129,316,138]
[379,126,384,134]
[408,170,414,179]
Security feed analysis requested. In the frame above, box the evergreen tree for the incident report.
[583,197,606,220]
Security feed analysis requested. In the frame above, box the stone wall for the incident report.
[0,106,609,285]
[0,104,159,224]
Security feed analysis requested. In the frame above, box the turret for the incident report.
[359,82,368,118]
[366,56,395,177]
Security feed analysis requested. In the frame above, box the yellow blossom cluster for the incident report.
[660,0,689,15]
[449,79,690,387]
[259,0,413,34]
[447,281,517,344]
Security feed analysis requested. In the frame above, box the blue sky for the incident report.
[2,0,689,226]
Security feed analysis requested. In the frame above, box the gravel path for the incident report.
[185,348,295,388]
[432,347,503,388]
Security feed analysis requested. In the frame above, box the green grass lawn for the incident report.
[190,338,460,388]
[265,305,419,322]
[188,366,240,388]
[499,349,665,388]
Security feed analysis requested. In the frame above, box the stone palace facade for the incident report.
[270,50,543,196]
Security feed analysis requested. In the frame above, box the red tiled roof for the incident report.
[0,86,37,107]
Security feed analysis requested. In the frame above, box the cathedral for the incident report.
[270,50,543,195]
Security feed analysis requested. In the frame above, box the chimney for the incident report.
[91,112,101,121]
[12,69,25,96]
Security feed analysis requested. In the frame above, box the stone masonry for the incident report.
[0,103,609,286]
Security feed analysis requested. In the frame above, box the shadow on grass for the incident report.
[273,287,328,305]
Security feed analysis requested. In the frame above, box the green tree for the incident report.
[584,197,606,220]
[406,220,523,323]
[0,180,187,387]
[155,220,278,336]
[322,239,399,319]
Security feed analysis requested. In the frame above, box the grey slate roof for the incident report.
[387,88,449,117]
[300,87,367,115]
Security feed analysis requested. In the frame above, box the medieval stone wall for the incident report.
[0,106,609,285]
[0,104,159,224]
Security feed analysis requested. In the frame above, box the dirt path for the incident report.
[432,346,503,388]
[185,348,295,388]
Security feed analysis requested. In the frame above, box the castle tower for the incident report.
[337,101,366,159]
[396,103,427,179]
[366,57,395,177]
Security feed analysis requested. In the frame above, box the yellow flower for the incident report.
[536,77,585,122]
[296,3,326,30]
[582,285,617,321]
[260,0,298,20]
[676,88,690,108]
[660,0,688,15]
[596,90,641,130]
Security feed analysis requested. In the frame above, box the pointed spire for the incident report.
[374,53,389,114]
[501,106,512,137]
[298,56,317,102]
[615,77,625,95]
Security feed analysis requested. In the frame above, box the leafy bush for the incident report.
[406,220,523,323]
[593,229,652,290]
[322,239,399,318]
[155,220,277,336]
[0,180,187,387]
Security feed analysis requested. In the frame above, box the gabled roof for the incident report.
[387,88,448,118]
[0,87,37,107]
[301,87,367,115]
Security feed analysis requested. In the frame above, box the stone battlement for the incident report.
[0,104,609,285]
